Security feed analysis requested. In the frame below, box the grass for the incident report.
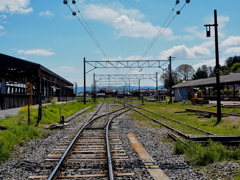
[173,140,240,166]
[125,98,240,176]
[235,170,240,180]
[0,100,97,163]
[0,120,40,163]
[133,101,240,135]
[16,101,96,125]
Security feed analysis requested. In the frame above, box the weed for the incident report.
[0,101,97,163]
[234,169,240,180]
[173,141,185,154]
[177,140,240,166]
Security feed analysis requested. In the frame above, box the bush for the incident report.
[175,140,240,166]
[173,141,185,154]
[51,99,57,104]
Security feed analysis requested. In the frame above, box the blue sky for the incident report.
[0,0,240,87]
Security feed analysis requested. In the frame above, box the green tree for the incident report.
[231,62,240,72]
[160,71,178,89]
[192,65,209,80]
[175,64,195,81]
[225,56,240,69]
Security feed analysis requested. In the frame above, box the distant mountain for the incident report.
[75,85,164,93]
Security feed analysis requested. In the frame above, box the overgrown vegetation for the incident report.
[127,98,240,175]
[174,140,240,166]
[128,101,240,135]
[0,120,40,163]
[0,100,96,163]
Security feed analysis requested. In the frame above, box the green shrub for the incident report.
[179,140,240,166]
[173,141,185,154]
[51,99,57,104]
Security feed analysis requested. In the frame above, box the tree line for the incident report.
[161,56,240,88]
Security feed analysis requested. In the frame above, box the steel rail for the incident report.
[120,102,214,135]
[105,108,131,180]
[131,108,188,138]
[47,105,127,180]
[134,106,215,135]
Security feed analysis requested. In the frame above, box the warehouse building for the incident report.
[0,53,74,110]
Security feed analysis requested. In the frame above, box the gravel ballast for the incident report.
[0,107,239,179]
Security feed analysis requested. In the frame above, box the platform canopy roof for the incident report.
[172,73,240,89]
[0,53,73,86]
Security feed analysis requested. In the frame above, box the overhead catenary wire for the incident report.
[140,0,191,60]
[64,0,110,61]
[128,4,177,73]
[140,6,176,60]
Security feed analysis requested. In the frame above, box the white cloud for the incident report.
[186,16,230,40]
[224,47,240,55]
[0,0,32,14]
[0,14,7,24]
[185,26,205,39]
[17,49,55,56]
[206,15,229,29]
[221,36,240,47]
[0,15,7,19]
[158,43,211,59]
[83,4,175,39]
[53,66,76,72]
[218,16,230,29]
[39,10,54,18]
[0,25,4,30]
[0,32,5,36]
[104,55,153,61]
[220,36,240,55]
[193,57,226,70]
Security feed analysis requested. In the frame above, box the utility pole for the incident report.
[93,73,96,103]
[168,56,174,103]
[83,57,86,104]
[138,79,141,98]
[74,82,77,97]
[204,9,221,124]
[156,72,158,101]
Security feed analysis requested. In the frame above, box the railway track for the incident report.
[121,102,214,136]
[122,102,240,144]
[29,103,134,179]
[132,105,215,136]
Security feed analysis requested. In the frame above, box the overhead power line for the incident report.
[140,0,191,60]
[63,0,110,61]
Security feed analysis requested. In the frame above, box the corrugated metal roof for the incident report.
[172,73,240,88]
[0,53,73,86]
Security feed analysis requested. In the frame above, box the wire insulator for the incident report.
[63,0,68,4]
[176,0,180,4]
[72,0,76,4]
[186,0,190,3]
[176,11,180,15]
[72,12,76,16]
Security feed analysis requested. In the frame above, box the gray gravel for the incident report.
[0,106,239,179]
[115,113,239,180]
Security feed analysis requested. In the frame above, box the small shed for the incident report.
[172,73,240,102]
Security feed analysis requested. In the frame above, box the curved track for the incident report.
[29,103,133,179]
